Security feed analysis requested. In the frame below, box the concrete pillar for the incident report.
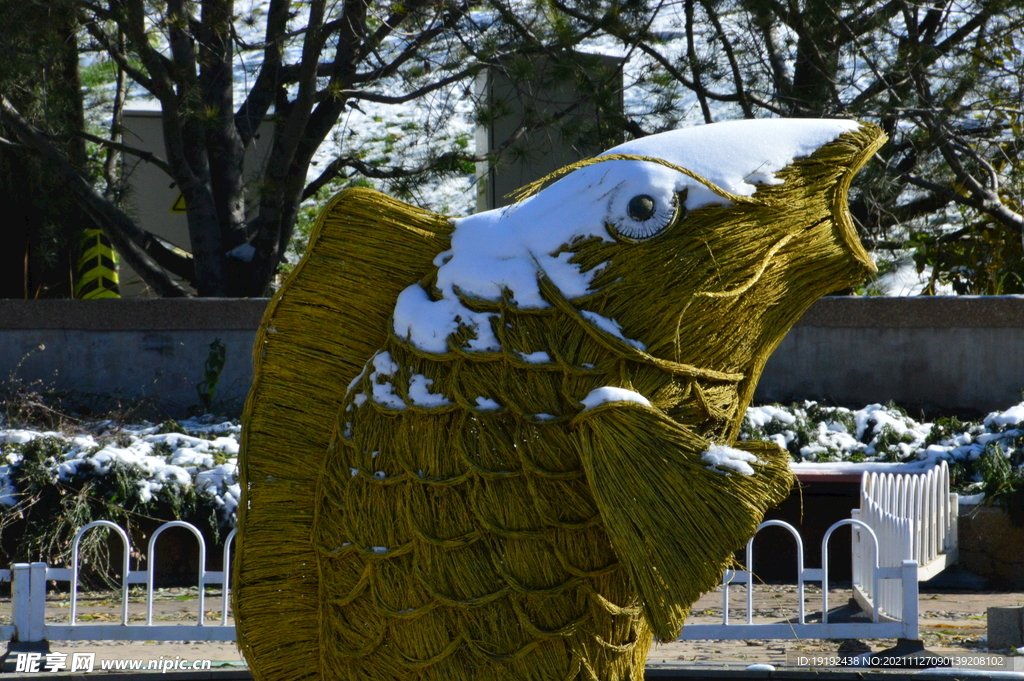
[988,606,1024,649]
[474,53,624,211]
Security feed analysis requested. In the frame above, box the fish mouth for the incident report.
[830,124,888,274]
[697,122,887,296]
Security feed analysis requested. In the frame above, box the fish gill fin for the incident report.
[573,401,793,641]
[235,187,452,681]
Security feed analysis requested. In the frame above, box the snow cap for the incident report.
[393,118,861,354]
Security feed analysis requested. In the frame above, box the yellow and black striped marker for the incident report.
[75,229,121,299]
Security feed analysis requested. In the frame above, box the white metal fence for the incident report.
[5,472,947,646]
[678,518,919,641]
[6,520,236,644]
[851,460,958,619]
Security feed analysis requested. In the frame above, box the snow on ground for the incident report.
[3,398,1023,529]
[866,253,956,296]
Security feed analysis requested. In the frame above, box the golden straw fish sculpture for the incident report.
[235,118,885,681]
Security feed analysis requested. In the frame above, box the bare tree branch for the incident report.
[166,0,200,92]
[684,0,712,123]
[846,4,996,111]
[329,68,479,105]
[77,130,174,177]
[352,0,477,84]
[700,0,754,118]
[235,0,292,146]
[120,0,177,101]
[101,30,129,201]
[79,15,156,92]
[901,169,1024,234]
[551,0,787,115]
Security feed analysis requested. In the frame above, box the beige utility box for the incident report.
[120,110,274,296]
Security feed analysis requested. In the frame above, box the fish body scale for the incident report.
[314,322,670,680]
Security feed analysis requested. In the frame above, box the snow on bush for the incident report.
[0,416,241,525]
[3,399,1024,535]
[741,400,1024,502]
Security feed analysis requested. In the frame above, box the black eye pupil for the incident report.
[627,195,656,222]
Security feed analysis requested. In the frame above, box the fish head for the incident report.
[521,119,885,417]
[397,119,884,408]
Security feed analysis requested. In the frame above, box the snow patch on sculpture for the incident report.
[519,351,552,364]
[393,285,500,354]
[580,310,646,350]
[702,444,759,476]
[580,387,652,411]
[408,374,451,407]
[474,396,501,410]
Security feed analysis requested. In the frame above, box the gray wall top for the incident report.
[4,295,1023,332]
[797,295,1024,328]
[4,295,1024,330]
[757,295,1024,414]
[0,299,271,331]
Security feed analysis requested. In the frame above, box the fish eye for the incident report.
[607,188,686,242]
[627,195,656,222]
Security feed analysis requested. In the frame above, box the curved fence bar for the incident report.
[70,521,131,626]
[146,521,207,626]
[746,520,805,624]
[821,519,879,623]
[220,529,238,626]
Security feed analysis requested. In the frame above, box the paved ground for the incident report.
[2,585,1021,670]
[650,585,1021,669]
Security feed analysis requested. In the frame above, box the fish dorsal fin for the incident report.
[235,187,452,681]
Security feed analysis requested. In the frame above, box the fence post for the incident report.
[1,564,50,673]
[28,563,47,643]
[11,564,30,642]
[902,559,919,640]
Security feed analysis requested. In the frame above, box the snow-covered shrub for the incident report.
[741,401,927,463]
[742,400,1024,515]
[0,417,240,574]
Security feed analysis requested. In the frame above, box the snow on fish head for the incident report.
[393,118,885,360]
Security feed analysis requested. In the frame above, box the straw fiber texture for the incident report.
[236,122,886,681]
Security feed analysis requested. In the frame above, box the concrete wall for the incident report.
[2,296,1023,417]
[957,504,1024,589]
[0,299,266,417]
[755,295,1024,415]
